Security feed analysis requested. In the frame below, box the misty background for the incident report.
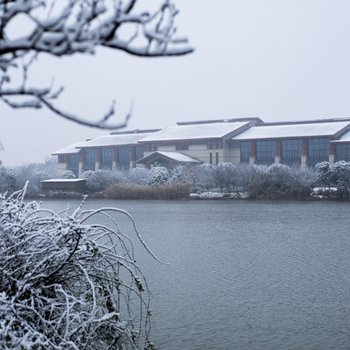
[2,0,350,166]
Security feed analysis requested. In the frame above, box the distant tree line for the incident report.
[2,160,350,199]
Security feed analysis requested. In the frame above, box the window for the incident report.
[256,140,275,165]
[176,142,189,150]
[215,152,219,165]
[336,143,350,162]
[281,139,302,166]
[84,149,96,171]
[146,143,157,152]
[308,138,329,166]
[101,148,113,170]
[209,152,213,164]
[118,146,133,170]
[136,146,144,160]
[67,154,79,176]
[240,141,250,163]
[207,140,222,149]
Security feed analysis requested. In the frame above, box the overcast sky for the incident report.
[2,0,350,166]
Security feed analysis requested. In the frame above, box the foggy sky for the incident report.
[2,0,350,166]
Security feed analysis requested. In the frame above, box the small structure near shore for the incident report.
[41,179,86,193]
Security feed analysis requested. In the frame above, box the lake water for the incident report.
[40,199,350,350]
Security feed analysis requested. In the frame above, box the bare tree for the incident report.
[0,0,193,129]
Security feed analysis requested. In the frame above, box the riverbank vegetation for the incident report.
[2,161,350,200]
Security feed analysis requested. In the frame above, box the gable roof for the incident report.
[136,151,202,164]
[233,121,350,140]
[52,141,88,155]
[331,129,350,143]
[78,131,156,148]
[139,121,253,142]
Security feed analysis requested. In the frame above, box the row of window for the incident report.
[60,146,145,175]
[240,138,347,165]
[144,140,224,152]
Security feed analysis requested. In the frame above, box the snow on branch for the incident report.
[0,185,158,349]
[0,0,193,129]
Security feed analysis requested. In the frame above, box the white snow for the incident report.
[331,129,350,143]
[138,151,201,163]
[79,132,155,148]
[139,121,251,142]
[52,141,88,155]
[233,121,350,140]
[41,179,86,183]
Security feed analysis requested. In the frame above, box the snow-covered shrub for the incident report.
[148,167,169,186]
[0,185,155,349]
[127,168,151,185]
[247,164,315,199]
[169,166,188,184]
[193,164,215,191]
[315,161,334,188]
[212,162,236,191]
[62,170,76,179]
[0,161,58,195]
[82,169,124,192]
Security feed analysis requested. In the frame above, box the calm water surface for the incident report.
[41,199,350,350]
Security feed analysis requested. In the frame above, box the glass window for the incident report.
[281,139,302,166]
[101,148,113,170]
[118,146,132,170]
[136,146,144,160]
[176,142,189,150]
[215,152,219,165]
[67,154,79,176]
[256,141,275,165]
[84,149,96,171]
[240,141,250,163]
[209,152,213,164]
[145,142,158,152]
[336,143,350,162]
[308,138,329,166]
[207,140,222,149]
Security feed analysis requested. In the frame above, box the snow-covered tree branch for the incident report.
[0,184,159,349]
[0,0,193,129]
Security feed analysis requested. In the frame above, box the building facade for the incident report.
[137,118,263,166]
[53,130,159,177]
[232,119,350,167]
[53,118,350,175]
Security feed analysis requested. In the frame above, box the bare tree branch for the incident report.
[0,0,193,129]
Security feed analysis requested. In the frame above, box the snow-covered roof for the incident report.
[52,141,88,155]
[331,129,350,143]
[79,132,155,148]
[41,179,86,183]
[139,121,251,142]
[233,121,350,140]
[137,151,202,164]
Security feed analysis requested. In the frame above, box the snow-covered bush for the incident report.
[315,161,334,188]
[212,162,236,191]
[247,164,315,199]
[169,166,189,184]
[127,168,151,185]
[82,169,124,192]
[0,185,155,349]
[62,170,76,179]
[314,161,350,197]
[2,162,58,195]
[148,167,170,186]
[193,164,215,191]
